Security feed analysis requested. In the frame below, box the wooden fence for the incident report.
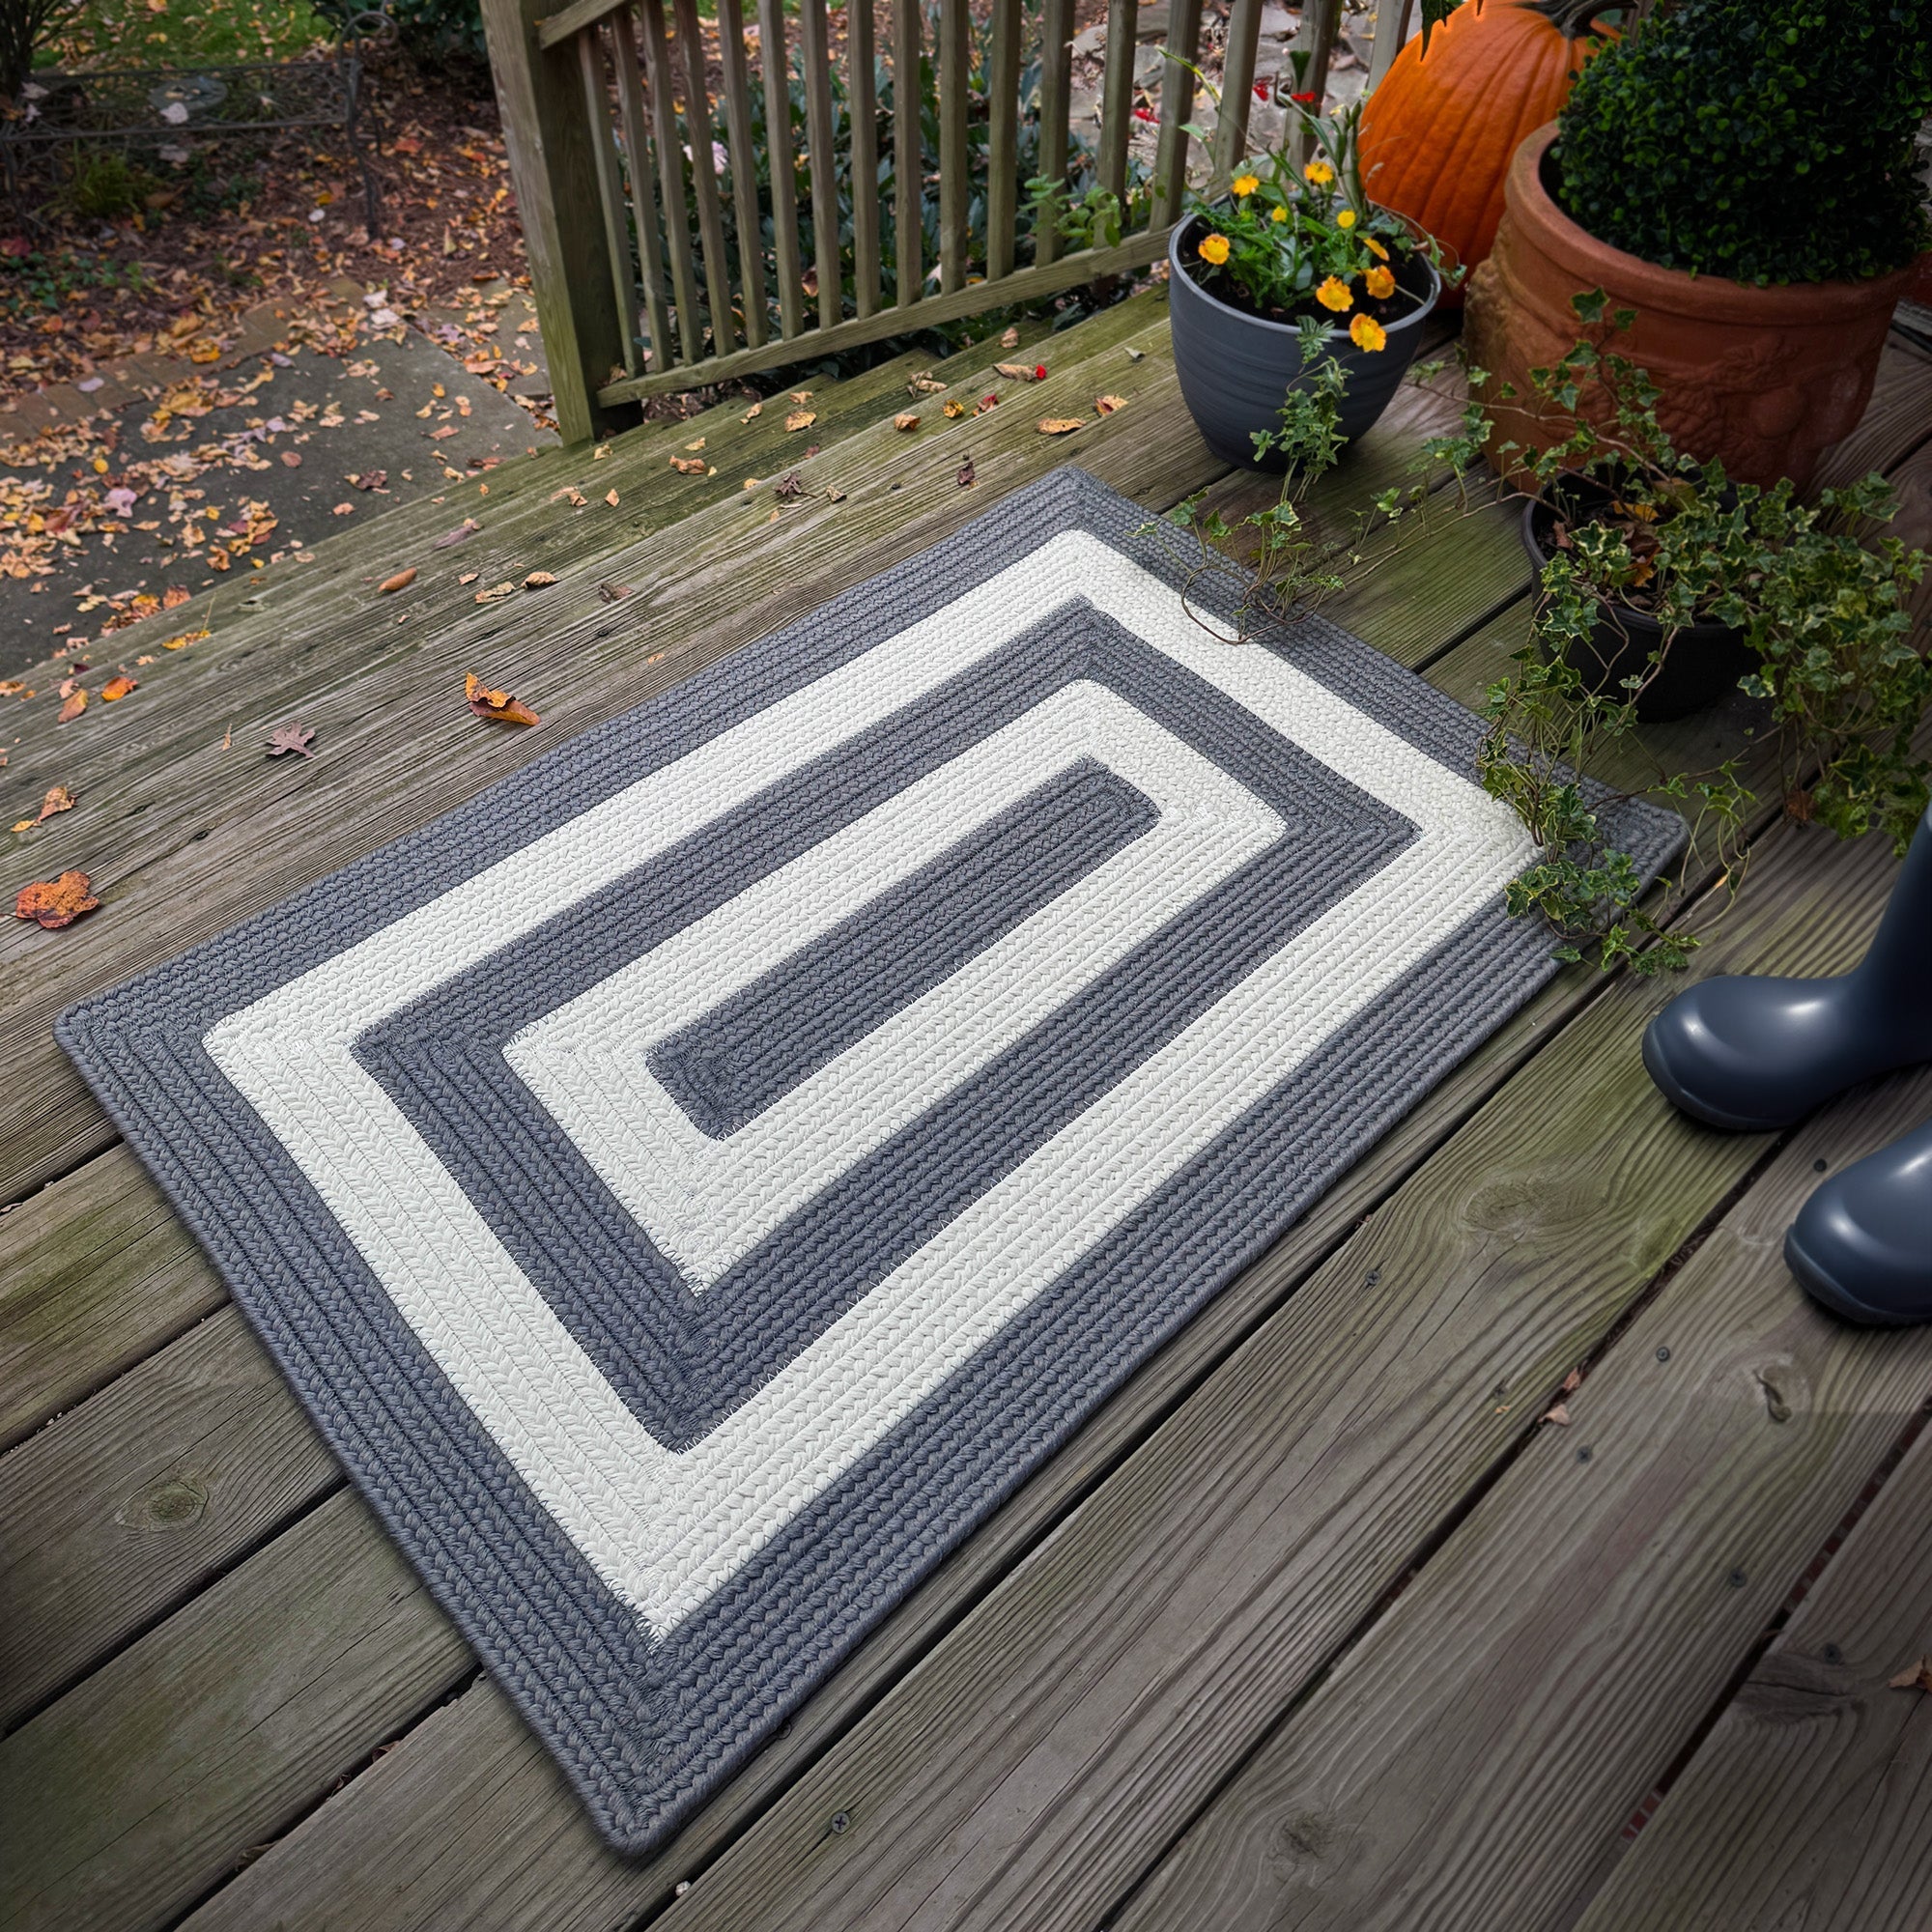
[481,0,1418,441]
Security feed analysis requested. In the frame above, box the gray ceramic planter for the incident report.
[1168,213,1441,471]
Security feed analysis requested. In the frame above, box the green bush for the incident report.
[1554,0,1932,285]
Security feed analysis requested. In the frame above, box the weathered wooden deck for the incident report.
[4,289,1932,1932]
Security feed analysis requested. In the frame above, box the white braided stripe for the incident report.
[203,529,1535,1634]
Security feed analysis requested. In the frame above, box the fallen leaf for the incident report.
[784,410,816,433]
[429,425,459,440]
[1000,325,1020,348]
[788,389,813,403]
[774,472,803,500]
[378,568,417,595]
[943,399,967,419]
[466,671,541,726]
[34,784,75,823]
[975,393,1000,414]
[266,722,316,758]
[1094,393,1129,414]
[459,571,480,585]
[162,584,191,610]
[1561,1369,1582,1395]
[894,412,921,432]
[162,629,209,650]
[1125,345,1146,361]
[332,502,355,517]
[351,469,389,491]
[1037,418,1084,436]
[14,869,99,928]
[995,362,1037,382]
[550,488,586,507]
[668,456,707,474]
[740,402,762,422]
[100,674,138,701]
[957,457,977,488]
[433,518,483,546]
[1889,1659,1932,1692]
[604,488,620,507]
[57,690,87,724]
[907,373,947,396]
[473,581,515,603]
[597,581,632,602]
[684,436,707,451]
[524,570,557,589]
[1543,1404,1572,1427]
[280,450,302,468]
[825,485,847,503]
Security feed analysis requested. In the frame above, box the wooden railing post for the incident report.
[480,0,639,443]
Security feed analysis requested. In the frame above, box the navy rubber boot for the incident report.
[1642,804,1932,1131]
[1786,1121,1932,1325]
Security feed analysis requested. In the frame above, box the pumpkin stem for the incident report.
[1528,0,1619,38]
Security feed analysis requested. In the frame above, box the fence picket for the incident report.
[608,7,673,372]
[1096,0,1135,213]
[984,0,1022,279]
[937,0,970,294]
[637,0,702,361]
[1214,0,1264,182]
[892,0,923,306]
[576,26,641,379]
[1035,0,1074,267]
[755,0,806,338]
[799,0,840,331]
[670,0,739,352]
[714,0,769,349]
[1150,0,1202,227]
[849,0,881,318]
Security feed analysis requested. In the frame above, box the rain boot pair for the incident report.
[1643,806,1932,1325]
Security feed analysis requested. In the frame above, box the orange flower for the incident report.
[1350,312,1388,353]
[1197,232,1232,266]
[1316,275,1352,312]
[1363,235,1390,261]
[1335,208,1357,230]
[1303,159,1334,185]
[1364,264,1396,299]
[1232,173,1260,198]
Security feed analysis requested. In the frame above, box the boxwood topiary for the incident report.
[1553,0,1932,286]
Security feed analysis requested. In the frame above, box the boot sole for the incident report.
[1784,1224,1924,1328]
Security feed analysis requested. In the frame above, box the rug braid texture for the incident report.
[58,466,1684,1852]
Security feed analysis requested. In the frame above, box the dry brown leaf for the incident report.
[683,436,706,451]
[35,783,75,823]
[774,473,803,500]
[1561,1369,1582,1394]
[1125,345,1146,361]
[458,571,480,586]
[465,672,541,727]
[524,570,557,589]
[378,568,418,595]
[550,487,586,507]
[433,517,484,545]
[14,869,99,929]
[907,373,947,396]
[995,362,1037,382]
[894,412,921,432]
[57,690,87,724]
[162,628,209,650]
[788,389,813,403]
[473,581,515,603]
[100,674,138,701]
[668,456,707,475]
[1094,393,1129,414]
[0,679,28,696]
[280,450,302,468]
[604,488,620,507]
[266,722,316,758]
[1037,418,1084,436]
[943,399,968,419]
[784,410,816,433]
[597,581,632,602]
[1000,325,1020,348]
[1543,1404,1572,1427]
[825,485,847,503]
[957,457,977,489]
[740,402,763,423]
[1889,1659,1932,1692]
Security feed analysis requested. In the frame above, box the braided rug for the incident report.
[60,466,1684,1853]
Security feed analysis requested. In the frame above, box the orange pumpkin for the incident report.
[1358,0,1616,306]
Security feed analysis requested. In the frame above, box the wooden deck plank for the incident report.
[612,813,1914,1932]
[0,298,1166,1207]
[0,1304,335,1730]
[1116,1064,1932,1932]
[1570,1415,1932,1931]
[0,1146,224,1454]
[0,1489,471,1932]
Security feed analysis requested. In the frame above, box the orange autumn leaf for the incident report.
[1037,418,1084,436]
[465,671,541,727]
[36,784,75,823]
[1094,394,1128,414]
[57,689,87,724]
[14,869,99,928]
[100,674,138,701]
[378,568,418,594]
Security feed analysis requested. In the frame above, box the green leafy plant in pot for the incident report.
[1464,0,1932,489]
[1167,95,1444,471]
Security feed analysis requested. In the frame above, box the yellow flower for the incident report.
[1316,275,1352,312]
[1303,159,1334,185]
[1363,235,1390,260]
[1364,264,1396,299]
[1350,312,1387,353]
[1232,173,1260,198]
[1335,208,1357,229]
[1197,231,1231,266]
[1270,206,1288,223]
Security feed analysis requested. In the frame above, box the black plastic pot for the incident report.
[1520,496,1755,723]
[1167,213,1441,471]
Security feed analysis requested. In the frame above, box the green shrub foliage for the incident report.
[1554,0,1932,285]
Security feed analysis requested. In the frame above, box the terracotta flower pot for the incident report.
[1464,125,1916,492]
